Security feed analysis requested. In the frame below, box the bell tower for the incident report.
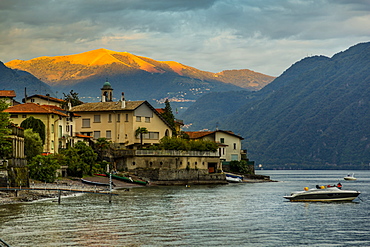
[101,79,113,102]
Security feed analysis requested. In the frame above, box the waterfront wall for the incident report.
[113,150,226,185]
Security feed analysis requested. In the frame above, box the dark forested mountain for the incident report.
[5,49,274,110]
[181,42,370,169]
[0,62,55,101]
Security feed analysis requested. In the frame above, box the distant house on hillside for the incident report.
[185,130,244,162]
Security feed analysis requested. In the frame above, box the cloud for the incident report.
[0,0,369,76]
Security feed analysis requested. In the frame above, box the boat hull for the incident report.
[284,188,360,202]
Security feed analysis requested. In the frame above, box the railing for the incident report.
[135,150,219,157]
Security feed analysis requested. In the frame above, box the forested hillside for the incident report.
[182,42,370,169]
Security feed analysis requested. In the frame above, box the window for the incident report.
[117,114,120,122]
[143,132,159,140]
[220,138,225,143]
[106,130,111,139]
[145,117,150,123]
[51,124,54,133]
[136,116,141,122]
[82,119,90,128]
[66,125,70,132]
[125,114,129,122]
[231,154,238,161]
[22,115,27,118]
[10,115,18,118]
[233,143,237,150]
[108,114,112,122]
[59,125,62,138]
[94,131,101,139]
[31,99,35,102]
[94,115,101,123]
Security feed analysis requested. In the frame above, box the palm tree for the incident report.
[135,127,148,149]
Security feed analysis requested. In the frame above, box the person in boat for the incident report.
[316,185,321,189]
[337,183,342,189]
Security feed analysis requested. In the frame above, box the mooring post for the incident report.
[109,172,112,203]
[58,190,61,204]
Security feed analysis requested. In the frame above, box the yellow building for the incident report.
[70,81,174,148]
[0,90,17,106]
[23,94,65,107]
[186,130,244,162]
[4,103,69,154]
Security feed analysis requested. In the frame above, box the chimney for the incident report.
[121,92,126,108]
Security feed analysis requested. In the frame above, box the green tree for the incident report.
[135,127,148,149]
[229,160,250,174]
[24,129,43,161]
[160,99,176,135]
[94,137,111,161]
[154,136,218,152]
[28,154,61,182]
[61,90,83,109]
[61,142,97,177]
[0,100,12,159]
[20,116,46,144]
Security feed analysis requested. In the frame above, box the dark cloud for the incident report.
[0,0,369,76]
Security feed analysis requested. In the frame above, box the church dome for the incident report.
[102,80,112,89]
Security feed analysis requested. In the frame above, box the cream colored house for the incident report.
[4,103,69,154]
[23,94,65,107]
[0,90,17,106]
[70,82,173,148]
[186,130,244,162]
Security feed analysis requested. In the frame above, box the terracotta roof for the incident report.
[186,130,244,140]
[156,108,165,114]
[3,103,68,117]
[70,101,145,112]
[25,94,65,103]
[0,90,16,98]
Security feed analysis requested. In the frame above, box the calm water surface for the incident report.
[1,170,370,246]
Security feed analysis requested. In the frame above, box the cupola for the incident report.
[101,79,113,102]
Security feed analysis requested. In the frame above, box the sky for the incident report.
[0,0,369,77]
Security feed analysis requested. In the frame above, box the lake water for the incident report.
[1,170,370,246]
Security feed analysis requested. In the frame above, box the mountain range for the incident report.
[0,62,54,101]
[4,49,274,111]
[181,42,370,169]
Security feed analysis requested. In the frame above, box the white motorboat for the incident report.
[284,186,360,202]
[225,173,243,183]
[344,173,357,180]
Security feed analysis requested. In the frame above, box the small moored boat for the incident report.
[81,178,111,187]
[344,173,357,180]
[284,185,360,202]
[225,173,243,183]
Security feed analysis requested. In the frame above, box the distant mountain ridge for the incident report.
[181,42,370,169]
[5,48,274,89]
[0,62,55,101]
[5,49,274,111]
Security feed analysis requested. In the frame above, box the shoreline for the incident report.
[0,175,274,206]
